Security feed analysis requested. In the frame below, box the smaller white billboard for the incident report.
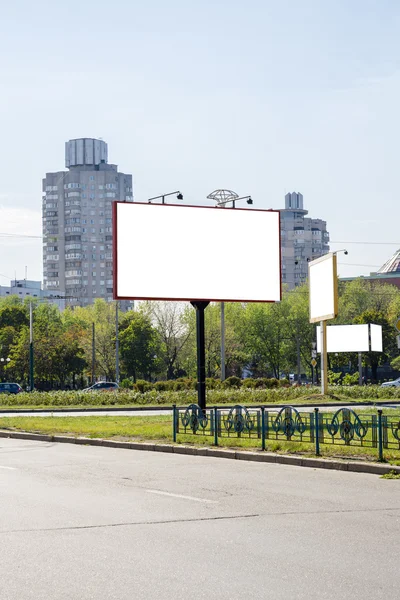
[309,253,338,323]
[316,324,369,353]
[370,324,383,352]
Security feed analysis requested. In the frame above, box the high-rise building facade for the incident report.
[42,138,133,307]
[280,192,329,289]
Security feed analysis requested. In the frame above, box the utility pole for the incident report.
[115,301,120,384]
[29,302,34,391]
[91,323,96,384]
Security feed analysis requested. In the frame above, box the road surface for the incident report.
[0,403,398,418]
[0,438,398,599]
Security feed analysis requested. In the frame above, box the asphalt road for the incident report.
[0,439,398,599]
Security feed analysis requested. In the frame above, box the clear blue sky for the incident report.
[0,0,399,282]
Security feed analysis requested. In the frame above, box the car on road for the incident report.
[82,382,119,392]
[0,383,23,394]
[381,377,400,388]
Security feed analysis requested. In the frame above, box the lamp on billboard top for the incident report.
[113,202,281,302]
[309,253,338,323]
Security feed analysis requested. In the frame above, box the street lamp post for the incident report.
[207,190,253,382]
[29,301,34,391]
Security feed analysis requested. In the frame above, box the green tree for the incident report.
[145,301,193,379]
[354,309,396,381]
[119,311,160,381]
[72,299,118,381]
[9,303,86,387]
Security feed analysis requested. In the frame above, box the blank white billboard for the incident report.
[113,202,281,302]
[309,253,338,323]
[370,324,383,352]
[316,324,369,353]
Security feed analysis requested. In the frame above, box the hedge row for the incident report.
[0,384,399,407]
[122,376,287,393]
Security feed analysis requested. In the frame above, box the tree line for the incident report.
[1,278,400,388]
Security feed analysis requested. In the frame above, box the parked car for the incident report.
[0,383,23,394]
[82,382,119,392]
[381,378,400,388]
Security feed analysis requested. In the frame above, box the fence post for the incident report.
[172,404,177,443]
[314,407,320,456]
[214,407,219,446]
[377,409,383,462]
[261,406,266,451]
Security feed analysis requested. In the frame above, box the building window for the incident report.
[90,176,94,181]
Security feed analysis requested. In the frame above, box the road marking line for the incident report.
[145,489,218,503]
[0,466,16,470]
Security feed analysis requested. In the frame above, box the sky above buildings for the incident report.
[0,0,399,283]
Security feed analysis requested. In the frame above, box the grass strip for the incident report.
[1,415,400,466]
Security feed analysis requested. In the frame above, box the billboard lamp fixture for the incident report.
[148,191,183,204]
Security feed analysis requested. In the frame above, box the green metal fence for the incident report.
[173,404,400,461]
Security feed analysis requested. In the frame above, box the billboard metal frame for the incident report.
[112,201,282,303]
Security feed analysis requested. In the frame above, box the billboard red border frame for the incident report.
[112,201,282,303]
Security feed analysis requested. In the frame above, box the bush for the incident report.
[120,378,135,390]
[175,378,196,390]
[342,372,360,386]
[242,378,257,389]
[265,378,279,388]
[222,376,242,389]
[134,380,153,393]
[173,381,186,391]
[328,371,342,385]
[206,378,221,389]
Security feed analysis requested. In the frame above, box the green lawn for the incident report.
[1,414,399,465]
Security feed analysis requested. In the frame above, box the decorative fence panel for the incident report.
[173,405,400,461]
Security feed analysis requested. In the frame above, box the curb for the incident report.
[0,429,399,476]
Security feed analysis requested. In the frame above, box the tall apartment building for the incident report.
[280,192,329,289]
[42,138,133,308]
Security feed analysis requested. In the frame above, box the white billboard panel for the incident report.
[309,253,338,323]
[370,324,383,352]
[113,202,281,302]
[316,324,369,353]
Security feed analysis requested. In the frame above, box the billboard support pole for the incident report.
[190,301,210,412]
[358,352,362,386]
[320,320,328,395]
[221,302,226,381]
